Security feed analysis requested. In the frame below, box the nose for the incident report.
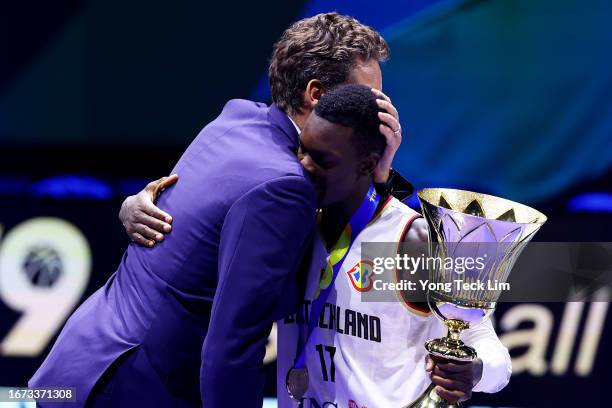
[300,154,317,175]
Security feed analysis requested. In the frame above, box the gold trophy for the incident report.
[408,188,547,408]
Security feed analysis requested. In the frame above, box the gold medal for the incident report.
[286,366,309,400]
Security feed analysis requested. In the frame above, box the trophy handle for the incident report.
[406,319,476,408]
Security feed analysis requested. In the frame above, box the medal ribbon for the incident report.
[294,184,380,369]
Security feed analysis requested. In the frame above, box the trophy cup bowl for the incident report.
[408,188,547,408]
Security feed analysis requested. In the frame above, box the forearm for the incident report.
[465,321,512,393]
[200,337,267,408]
[200,175,316,405]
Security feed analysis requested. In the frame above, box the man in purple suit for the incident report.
[29,13,402,408]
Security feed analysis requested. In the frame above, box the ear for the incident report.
[359,152,381,176]
[302,79,325,110]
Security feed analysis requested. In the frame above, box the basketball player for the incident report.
[123,85,511,407]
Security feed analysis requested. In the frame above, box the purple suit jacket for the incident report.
[30,100,317,407]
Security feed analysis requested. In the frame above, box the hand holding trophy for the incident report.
[408,188,547,408]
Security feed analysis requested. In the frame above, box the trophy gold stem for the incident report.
[407,319,477,408]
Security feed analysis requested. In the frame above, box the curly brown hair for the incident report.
[268,13,389,115]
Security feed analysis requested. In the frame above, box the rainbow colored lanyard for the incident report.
[294,184,380,369]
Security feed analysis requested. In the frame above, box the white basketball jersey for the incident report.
[277,197,447,408]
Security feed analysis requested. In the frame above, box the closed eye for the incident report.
[300,141,338,169]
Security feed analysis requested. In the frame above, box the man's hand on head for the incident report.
[425,355,483,404]
[371,88,402,184]
[119,174,178,247]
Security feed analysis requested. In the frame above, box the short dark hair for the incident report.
[269,13,389,115]
[314,84,386,156]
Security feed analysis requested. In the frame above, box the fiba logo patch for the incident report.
[346,260,373,292]
[23,245,63,287]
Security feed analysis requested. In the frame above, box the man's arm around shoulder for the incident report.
[200,175,316,407]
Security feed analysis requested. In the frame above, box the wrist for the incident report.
[373,168,394,200]
[472,357,484,388]
[373,161,392,183]
[119,195,134,223]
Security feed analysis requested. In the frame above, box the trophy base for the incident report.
[407,383,463,408]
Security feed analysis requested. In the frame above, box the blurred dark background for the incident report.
[0,0,610,406]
